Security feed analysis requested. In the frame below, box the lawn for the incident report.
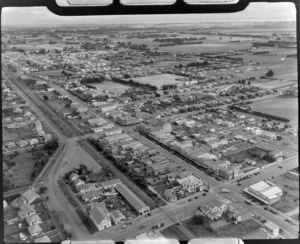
[215,219,262,238]
[182,218,218,238]
[154,183,170,194]
[270,172,299,213]
[161,225,189,241]
[90,81,130,95]
[3,126,35,143]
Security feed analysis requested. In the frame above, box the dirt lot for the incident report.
[215,219,262,238]
[271,173,299,213]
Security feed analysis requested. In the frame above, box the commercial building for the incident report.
[89,205,111,231]
[177,175,204,193]
[244,180,283,204]
[115,184,150,215]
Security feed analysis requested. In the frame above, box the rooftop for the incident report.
[115,184,149,211]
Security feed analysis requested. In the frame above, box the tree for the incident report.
[38,48,46,54]
[194,212,206,225]
[39,186,48,194]
[265,69,274,77]
[43,95,49,101]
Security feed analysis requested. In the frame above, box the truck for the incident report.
[221,189,230,193]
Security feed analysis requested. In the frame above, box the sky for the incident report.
[1,2,297,27]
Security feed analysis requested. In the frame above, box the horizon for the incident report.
[1,2,297,27]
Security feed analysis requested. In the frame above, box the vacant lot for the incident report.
[216,219,262,238]
[132,74,184,89]
[9,151,47,188]
[161,225,189,241]
[90,81,130,95]
[60,145,102,175]
[271,173,299,213]
[182,218,217,238]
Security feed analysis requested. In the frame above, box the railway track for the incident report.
[6,73,83,138]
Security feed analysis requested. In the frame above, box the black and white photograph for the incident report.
[1,0,298,243]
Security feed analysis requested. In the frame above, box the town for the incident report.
[2,10,299,244]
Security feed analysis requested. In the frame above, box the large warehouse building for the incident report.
[244,180,283,205]
[115,184,150,215]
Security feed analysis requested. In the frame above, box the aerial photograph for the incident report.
[2,1,298,243]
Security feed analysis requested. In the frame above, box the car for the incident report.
[188,199,192,202]
[195,196,198,199]
[203,193,206,196]
[121,224,127,229]
[278,166,283,168]
[139,225,145,229]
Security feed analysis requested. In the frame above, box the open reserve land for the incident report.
[132,73,184,88]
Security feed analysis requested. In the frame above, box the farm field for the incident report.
[60,144,102,174]
[270,173,299,213]
[132,73,184,89]
[159,41,250,53]
[90,81,130,95]
[251,98,298,125]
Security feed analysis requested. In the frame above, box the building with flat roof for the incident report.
[244,180,283,204]
[115,184,150,215]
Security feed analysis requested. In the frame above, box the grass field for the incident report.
[182,218,217,238]
[271,173,299,213]
[251,98,298,123]
[252,79,297,89]
[132,74,183,88]
[60,145,102,175]
[90,81,130,95]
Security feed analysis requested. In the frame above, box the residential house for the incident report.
[29,138,39,145]
[89,205,111,231]
[104,127,123,137]
[261,131,277,140]
[5,142,16,148]
[201,199,228,221]
[227,202,253,222]
[245,158,256,165]
[76,183,98,193]
[73,179,85,187]
[110,210,125,225]
[26,214,42,226]
[176,175,204,193]
[69,173,79,182]
[101,179,122,189]
[264,221,280,238]
[18,204,36,219]
[20,188,40,205]
[17,140,28,148]
[34,235,52,243]
[163,190,177,202]
[28,224,43,237]
[81,191,103,202]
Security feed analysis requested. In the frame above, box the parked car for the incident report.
[121,224,127,229]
